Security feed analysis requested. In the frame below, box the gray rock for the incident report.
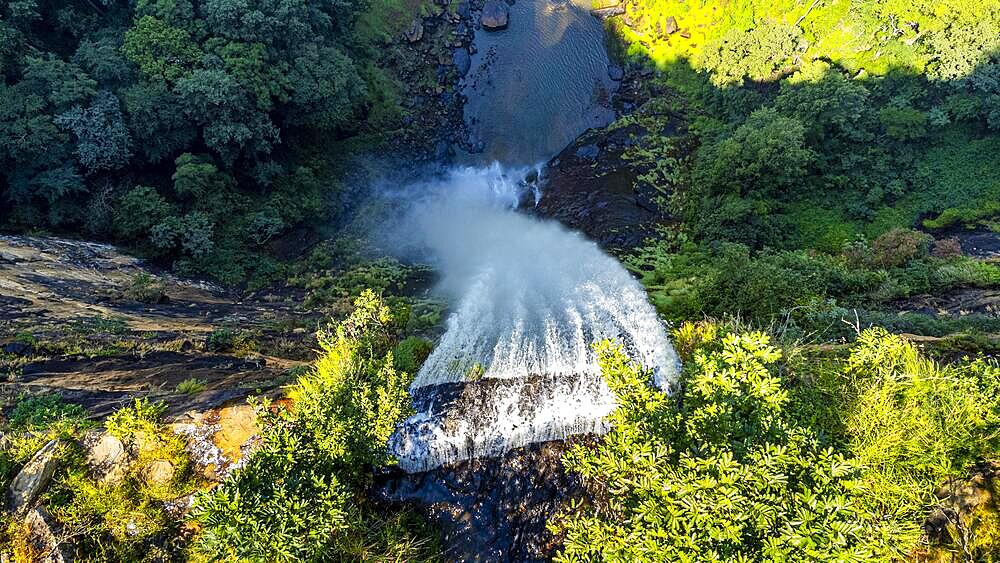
[20,507,72,562]
[85,433,128,484]
[6,439,59,513]
[591,3,625,19]
[607,64,624,81]
[453,48,472,76]
[2,341,33,356]
[481,0,509,29]
[405,19,424,42]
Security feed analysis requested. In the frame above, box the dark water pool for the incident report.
[461,0,618,165]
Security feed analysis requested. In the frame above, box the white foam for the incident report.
[385,165,680,471]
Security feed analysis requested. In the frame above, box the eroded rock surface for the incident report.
[17,507,73,563]
[378,438,595,562]
[534,122,677,251]
[0,235,311,419]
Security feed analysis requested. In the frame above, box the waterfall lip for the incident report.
[378,163,681,473]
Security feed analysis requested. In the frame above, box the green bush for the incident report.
[123,272,166,304]
[868,228,932,268]
[553,332,906,561]
[393,336,433,375]
[191,290,438,561]
[175,377,206,395]
[555,326,1000,560]
[843,329,1000,531]
[42,398,201,562]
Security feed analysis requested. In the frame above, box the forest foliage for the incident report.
[0,0,427,284]
[553,324,1000,561]
[604,0,1000,340]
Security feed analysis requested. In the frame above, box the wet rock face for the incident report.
[534,122,678,251]
[390,374,615,473]
[378,438,595,562]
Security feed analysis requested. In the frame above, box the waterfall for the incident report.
[384,165,680,473]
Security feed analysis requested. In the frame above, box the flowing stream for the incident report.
[386,0,679,473]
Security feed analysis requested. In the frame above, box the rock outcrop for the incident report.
[6,440,59,514]
[534,122,679,251]
[378,438,596,562]
[16,507,73,563]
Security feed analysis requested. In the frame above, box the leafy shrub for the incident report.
[42,398,200,562]
[176,377,206,395]
[869,228,932,268]
[191,290,437,561]
[149,211,215,258]
[393,336,433,375]
[839,329,1000,554]
[206,327,259,356]
[112,186,173,239]
[931,237,963,258]
[697,24,801,86]
[553,332,905,561]
[104,397,167,439]
[878,106,927,140]
[123,272,166,304]
[8,394,88,431]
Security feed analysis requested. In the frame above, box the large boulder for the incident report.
[480,0,509,30]
[6,440,59,514]
[84,433,128,484]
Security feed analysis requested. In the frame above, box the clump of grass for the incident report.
[206,327,259,356]
[176,377,207,395]
[124,272,167,304]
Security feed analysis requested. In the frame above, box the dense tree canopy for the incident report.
[0,0,395,283]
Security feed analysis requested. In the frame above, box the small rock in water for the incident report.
[481,0,509,30]
[607,64,624,81]
[453,48,472,76]
[405,19,424,42]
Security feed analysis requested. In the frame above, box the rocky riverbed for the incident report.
[0,235,315,419]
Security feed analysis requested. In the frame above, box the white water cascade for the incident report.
[385,165,680,473]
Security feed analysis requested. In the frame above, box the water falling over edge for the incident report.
[383,165,679,472]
